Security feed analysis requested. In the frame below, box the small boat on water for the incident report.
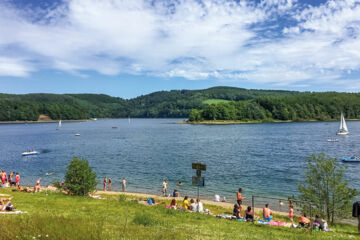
[22,150,39,156]
[75,133,80,136]
[327,138,339,142]
[337,113,349,135]
[56,120,62,130]
[342,155,360,163]
[112,126,118,129]
[46,172,55,176]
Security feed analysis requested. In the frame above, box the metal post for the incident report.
[197,185,199,200]
[252,195,255,224]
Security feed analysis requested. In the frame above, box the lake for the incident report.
[0,119,359,203]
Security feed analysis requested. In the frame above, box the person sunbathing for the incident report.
[298,213,311,228]
[0,198,14,211]
[263,204,273,221]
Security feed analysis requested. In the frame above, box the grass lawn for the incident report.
[0,189,358,240]
[202,99,231,105]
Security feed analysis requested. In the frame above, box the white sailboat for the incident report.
[337,113,349,135]
[56,120,62,130]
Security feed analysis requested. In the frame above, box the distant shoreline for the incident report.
[0,119,89,124]
[178,119,360,125]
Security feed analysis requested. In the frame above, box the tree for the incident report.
[298,153,359,223]
[65,157,98,196]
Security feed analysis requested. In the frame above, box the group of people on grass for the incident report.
[0,171,20,187]
[234,188,330,231]
[168,196,205,212]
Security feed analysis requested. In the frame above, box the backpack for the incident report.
[352,201,360,217]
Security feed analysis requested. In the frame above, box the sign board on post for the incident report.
[192,163,206,171]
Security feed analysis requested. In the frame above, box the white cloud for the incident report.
[0,0,359,89]
[0,57,33,77]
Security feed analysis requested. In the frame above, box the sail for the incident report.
[58,120,62,127]
[341,114,348,132]
[339,113,343,130]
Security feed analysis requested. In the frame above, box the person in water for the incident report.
[122,178,126,192]
[263,204,273,221]
[176,182,182,186]
[103,176,107,191]
[237,188,245,217]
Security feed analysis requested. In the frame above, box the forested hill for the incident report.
[0,87,359,121]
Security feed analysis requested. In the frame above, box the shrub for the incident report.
[298,153,359,223]
[64,157,98,196]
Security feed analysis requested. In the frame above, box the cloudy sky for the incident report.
[1,0,360,98]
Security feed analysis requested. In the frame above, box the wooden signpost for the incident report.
[192,163,206,199]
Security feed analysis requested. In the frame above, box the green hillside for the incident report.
[1,87,360,121]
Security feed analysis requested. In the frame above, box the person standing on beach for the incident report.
[103,176,107,191]
[289,204,294,223]
[237,188,245,217]
[8,172,13,185]
[122,178,126,192]
[108,178,112,191]
[15,173,20,187]
[162,180,168,197]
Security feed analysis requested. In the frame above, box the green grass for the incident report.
[0,189,359,240]
[202,99,231,104]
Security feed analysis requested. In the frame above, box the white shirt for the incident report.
[190,203,197,212]
[197,202,204,212]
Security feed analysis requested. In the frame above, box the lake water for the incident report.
[1,119,359,204]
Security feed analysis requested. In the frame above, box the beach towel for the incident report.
[0,211,27,214]
[268,221,287,227]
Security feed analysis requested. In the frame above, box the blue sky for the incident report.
[0,0,360,98]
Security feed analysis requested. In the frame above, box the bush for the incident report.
[64,157,98,196]
[298,153,359,223]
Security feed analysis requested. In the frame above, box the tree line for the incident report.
[1,88,360,121]
[189,92,360,122]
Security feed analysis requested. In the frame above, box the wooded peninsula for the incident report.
[1,87,360,122]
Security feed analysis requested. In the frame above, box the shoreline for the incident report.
[0,119,90,124]
[178,119,360,125]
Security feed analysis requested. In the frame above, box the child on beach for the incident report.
[289,204,294,222]
[15,173,20,187]
[170,199,177,209]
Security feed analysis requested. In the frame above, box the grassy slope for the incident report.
[0,189,358,240]
[202,99,231,104]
